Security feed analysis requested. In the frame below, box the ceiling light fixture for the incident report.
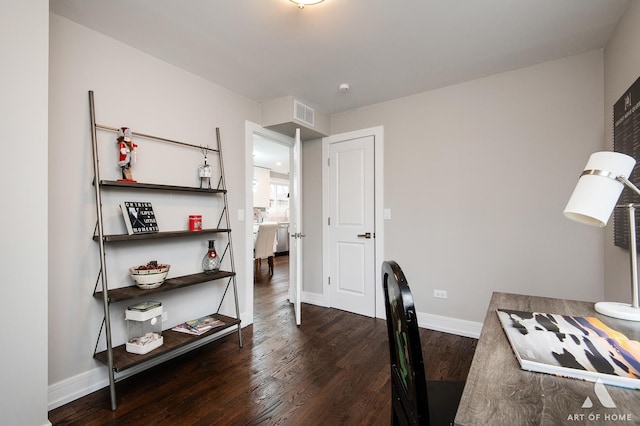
[290,0,324,9]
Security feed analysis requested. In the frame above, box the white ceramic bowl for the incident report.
[129,265,170,289]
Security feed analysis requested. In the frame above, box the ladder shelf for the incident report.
[88,90,241,410]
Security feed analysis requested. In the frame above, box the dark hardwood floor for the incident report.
[49,256,477,425]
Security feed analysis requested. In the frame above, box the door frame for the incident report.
[322,126,385,318]
[244,121,295,325]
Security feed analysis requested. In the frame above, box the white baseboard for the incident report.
[302,291,481,338]
[303,291,481,339]
[416,311,482,339]
[48,367,108,411]
[49,306,480,411]
[48,322,248,411]
[301,291,326,307]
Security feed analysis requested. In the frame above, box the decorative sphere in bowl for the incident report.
[129,261,170,289]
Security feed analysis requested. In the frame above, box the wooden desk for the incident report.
[454,292,640,425]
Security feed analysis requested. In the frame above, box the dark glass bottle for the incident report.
[202,239,221,273]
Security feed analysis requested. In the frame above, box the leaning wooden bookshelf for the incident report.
[88,90,242,410]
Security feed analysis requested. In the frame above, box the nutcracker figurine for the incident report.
[117,127,137,182]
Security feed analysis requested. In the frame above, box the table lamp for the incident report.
[564,151,640,321]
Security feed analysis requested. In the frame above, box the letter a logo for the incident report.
[582,379,616,409]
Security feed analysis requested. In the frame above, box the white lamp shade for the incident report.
[563,151,636,227]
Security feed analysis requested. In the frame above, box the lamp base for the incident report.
[594,302,640,321]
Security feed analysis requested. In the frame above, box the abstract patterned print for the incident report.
[497,309,640,389]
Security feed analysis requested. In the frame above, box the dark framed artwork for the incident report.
[613,75,640,250]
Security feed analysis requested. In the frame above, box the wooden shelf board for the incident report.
[94,314,240,372]
[94,271,236,303]
[94,228,231,242]
[99,180,226,194]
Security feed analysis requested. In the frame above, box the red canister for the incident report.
[189,215,202,231]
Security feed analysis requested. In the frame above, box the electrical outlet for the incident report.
[162,312,168,322]
[434,289,448,299]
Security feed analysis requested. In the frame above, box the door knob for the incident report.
[357,232,372,239]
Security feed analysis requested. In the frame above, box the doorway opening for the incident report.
[252,133,291,278]
[244,122,297,326]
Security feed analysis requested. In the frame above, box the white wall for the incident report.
[604,1,640,304]
[48,14,260,409]
[329,51,607,323]
[0,2,50,425]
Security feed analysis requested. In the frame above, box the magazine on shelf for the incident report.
[172,315,224,336]
[120,201,159,235]
[496,309,640,389]
[171,323,202,336]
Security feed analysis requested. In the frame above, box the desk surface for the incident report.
[454,292,640,425]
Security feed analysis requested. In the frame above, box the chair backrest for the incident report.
[254,223,278,260]
[382,260,430,425]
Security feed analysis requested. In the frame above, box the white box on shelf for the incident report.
[125,301,164,355]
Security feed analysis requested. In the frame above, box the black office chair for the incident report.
[382,260,466,426]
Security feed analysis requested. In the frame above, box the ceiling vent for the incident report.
[294,100,315,127]
[261,95,328,139]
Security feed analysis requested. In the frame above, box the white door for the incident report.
[328,135,375,317]
[289,129,303,325]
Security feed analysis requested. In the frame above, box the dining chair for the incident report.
[254,223,278,275]
[382,260,466,426]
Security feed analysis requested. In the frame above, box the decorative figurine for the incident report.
[199,146,212,189]
[117,127,138,182]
